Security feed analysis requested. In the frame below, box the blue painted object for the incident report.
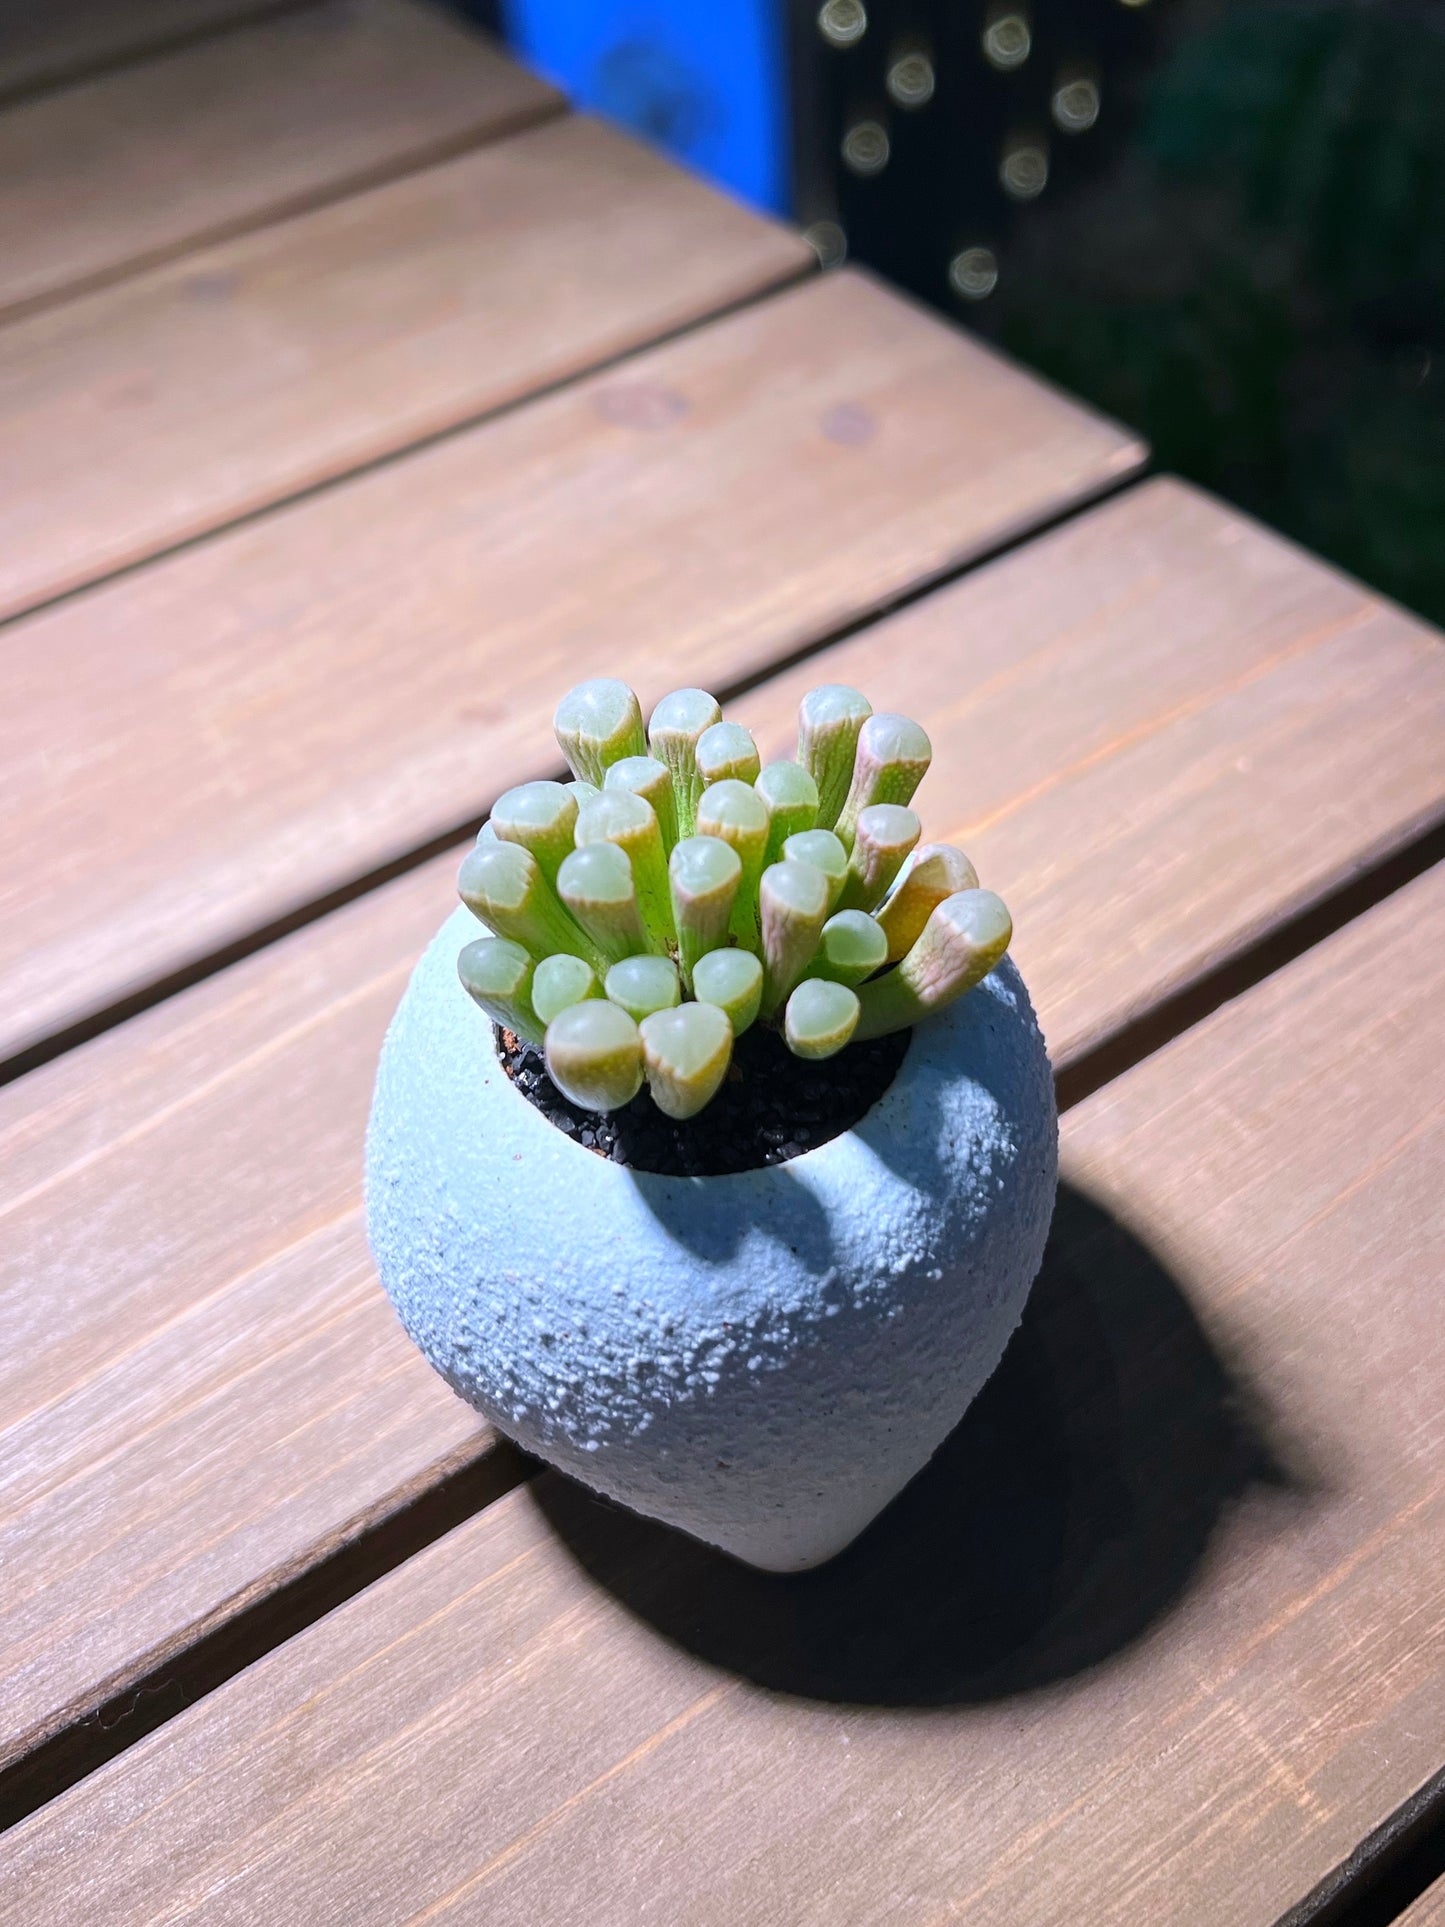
[501,0,787,211]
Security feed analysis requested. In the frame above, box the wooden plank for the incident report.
[5,862,1441,1925]
[1402,1877,1445,1927]
[0,0,559,320]
[0,113,809,624]
[0,0,289,100]
[0,268,1141,1068]
[735,478,1445,1068]
[2,478,1443,1788]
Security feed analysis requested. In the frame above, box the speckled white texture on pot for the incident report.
[366,907,1058,1571]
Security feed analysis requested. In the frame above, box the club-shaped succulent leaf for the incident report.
[544,1000,644,1112]
[554,678,645,786]
[459,677,1011,1120]
[757,759,820,864]
[838,803,921,912]
[694,720,762,789]
[782,828,849,910]
[458,839,604,973]
[691,946,763,1036]
[555,842,648,964]
[874,843,979,962]
[532,953,600,1028]
[604,755,679,853]
[457,935,542,1046]
[833,712,932,852]
[647,687,722,839]
[759,859,833,1018]
[639,1002,734,1120]
[812,909,889,987]
[488,780,578,888]
[605,954,682,1023]
[575,791,675,954]
[785,977,860,1059]
[695,779,769,953]
[669,834,742,989]
[854,889,1012,1040]
[797,684,872,831]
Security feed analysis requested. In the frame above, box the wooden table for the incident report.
[1,5,1442,1921]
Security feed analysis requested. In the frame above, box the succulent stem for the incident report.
[695,720,762,789]
[544,1000,644,1112]
[695,779,770,953]
[833,712,932,853]
[785,978,860,1059]
[554,678,645,786]
[812,909,888,987]
[488,780,578,888]
[555,843,647,964]
[838,803,921,912]
[647,687,721,840]
[574,791,675,954]
[604,755,679,852]
[874,843,979,962]
[781,828,848,910]
[604,954,682,1023]
[531,953,600,1028]
[854,889,1012,1039]
[757,760,820,864]
[640,1003,734,1119]
[457,936,542,1047]
[797,684,872,831]
[691,947,763,1036]
[669,835,742,990]
[759,859,833,1018]
[458,840,604,974]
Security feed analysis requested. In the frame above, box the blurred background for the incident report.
[458,0,1445,629]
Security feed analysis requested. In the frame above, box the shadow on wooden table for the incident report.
[529,1184,1311,1705]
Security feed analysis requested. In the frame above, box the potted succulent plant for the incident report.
[366,678,1057,1571]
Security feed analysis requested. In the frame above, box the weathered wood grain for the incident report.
[0,0,290,99]
[2,477,1443,1792]
[0,857,479,1775]
[1402,1876,1445,1927]
[0,0,559,319]
[733,478,1445,1069]
[0,114,810,623]
[5,860,1440,1925]
[0,268,1141,1067]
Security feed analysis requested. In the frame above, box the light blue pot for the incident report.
[366,907,1057,1571]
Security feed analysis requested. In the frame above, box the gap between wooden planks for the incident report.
[0,0,560,322]
[0,266,1142,1070]
[3,856,1442,1925]
[1,476,1443,1798]
[0,112,811,625]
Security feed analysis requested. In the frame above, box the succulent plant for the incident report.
[457,678,1013,1118]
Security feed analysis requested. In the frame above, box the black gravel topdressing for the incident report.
[495,1018,910,1176]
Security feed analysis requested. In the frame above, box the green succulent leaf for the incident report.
[457,935,542,1046]
[640,1002,734,1119]
[691,946,764,1036]
[554,678,646,786]
[544,1000,644,1112]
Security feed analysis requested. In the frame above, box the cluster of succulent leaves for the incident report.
[456,679,1012,1120]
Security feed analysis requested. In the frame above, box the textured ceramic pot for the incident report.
[366,906,1058,1571]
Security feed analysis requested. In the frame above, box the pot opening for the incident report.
[494,1022,911,1177]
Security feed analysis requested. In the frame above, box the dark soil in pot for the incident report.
[496,1021,911,1178]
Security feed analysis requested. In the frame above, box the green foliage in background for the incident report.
[998,0,1445,623]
